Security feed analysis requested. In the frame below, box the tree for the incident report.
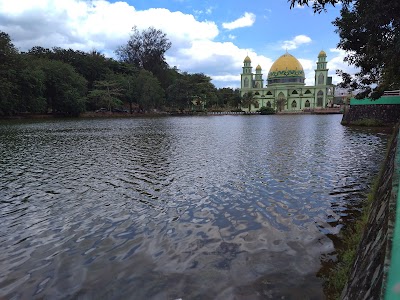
[217,88,242,109]
[241,92,258,112]
[132,69,165,111]
[88,80,124,111]
[16,57,47,113]
[166,78,191,111]
[288,0,400,99]
[115,26,171,88]
[288,0,351,13]
[38,59,87,115]
[0,31,20,115]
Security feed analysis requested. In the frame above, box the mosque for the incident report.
[240,51,335,112]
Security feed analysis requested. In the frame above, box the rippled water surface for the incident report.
[0,115,389,299]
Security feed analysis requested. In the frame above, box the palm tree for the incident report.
[241,92,258,112]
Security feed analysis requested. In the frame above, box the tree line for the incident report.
[0,28,241,116]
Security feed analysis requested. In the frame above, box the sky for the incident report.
[0,0,356,89]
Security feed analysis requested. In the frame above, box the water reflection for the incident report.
[0,115,389,299]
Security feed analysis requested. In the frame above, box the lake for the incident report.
[0,115,389,299]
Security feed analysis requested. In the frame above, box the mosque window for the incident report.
[255,91,260,95]
[255,82,260,88]
[244,78,249,88]
[292,90,298,94]
[305,100,310,107]
[267,91,272,95]
[317,90,323,106]
[305,90,311,94]
[318,73,324,85]
[254,101,259,108]
[267,101,271,107]
[291,100,297,108]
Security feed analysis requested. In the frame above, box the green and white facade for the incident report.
[240,51,335,112]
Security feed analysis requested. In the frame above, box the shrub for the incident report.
[259,106,275,115]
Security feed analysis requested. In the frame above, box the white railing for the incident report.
[383,90,400,96]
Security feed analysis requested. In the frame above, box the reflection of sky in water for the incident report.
[0,115,389,299]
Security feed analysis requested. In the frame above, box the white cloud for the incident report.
[3,0,339,89]
[281,35,312,50]
[0,0,219,53]
[222,12,256,30]
[298,58,315,85]
[0,0,266,87]
[327,48,358,84]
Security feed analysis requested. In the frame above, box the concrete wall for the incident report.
[341,126,399,299]
[341,104,400,126]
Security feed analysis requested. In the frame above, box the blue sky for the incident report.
[0,0,354,89]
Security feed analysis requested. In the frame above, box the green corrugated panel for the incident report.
[385,131,400,300]
[350,96,400,105]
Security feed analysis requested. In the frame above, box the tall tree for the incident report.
[288,0,400,98]
[0,31,20,115]
[115,26,171,88]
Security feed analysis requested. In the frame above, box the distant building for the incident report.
[240,51,335,112]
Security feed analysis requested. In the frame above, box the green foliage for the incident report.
[115,26,172,89]
[0,31,19,115]
[216,88,241,109]
[166,73,217,111]
[241,92,258,112]
[0,30,218,116]
[289,0,400,99]
[259,106,276,115]
[88,80,124,111]
[37,59,87,115]
[133,69,165,111]
[288,0,351,13]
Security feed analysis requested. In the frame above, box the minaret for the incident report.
[241,56,254,95]
[315,50,328,86]
[254,64,263,89]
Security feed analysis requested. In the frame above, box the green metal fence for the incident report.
[350,96,400,105]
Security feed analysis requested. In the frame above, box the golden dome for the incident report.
[318,50,327,57]
[244,56,251,63]
[267,52,305,81]
[256,64,262,70]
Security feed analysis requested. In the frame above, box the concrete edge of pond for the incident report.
[384,127,400,300]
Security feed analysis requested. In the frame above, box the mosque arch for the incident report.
[305,100,310,107]
[291,100,297,108]
[292,90,298,94]
[317,90,324,107]
[267,91,272,95]
[267,101,271,108]
[305,89,312,94]
[276,92,286,111]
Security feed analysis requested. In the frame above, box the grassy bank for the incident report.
[324,126,396,299]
